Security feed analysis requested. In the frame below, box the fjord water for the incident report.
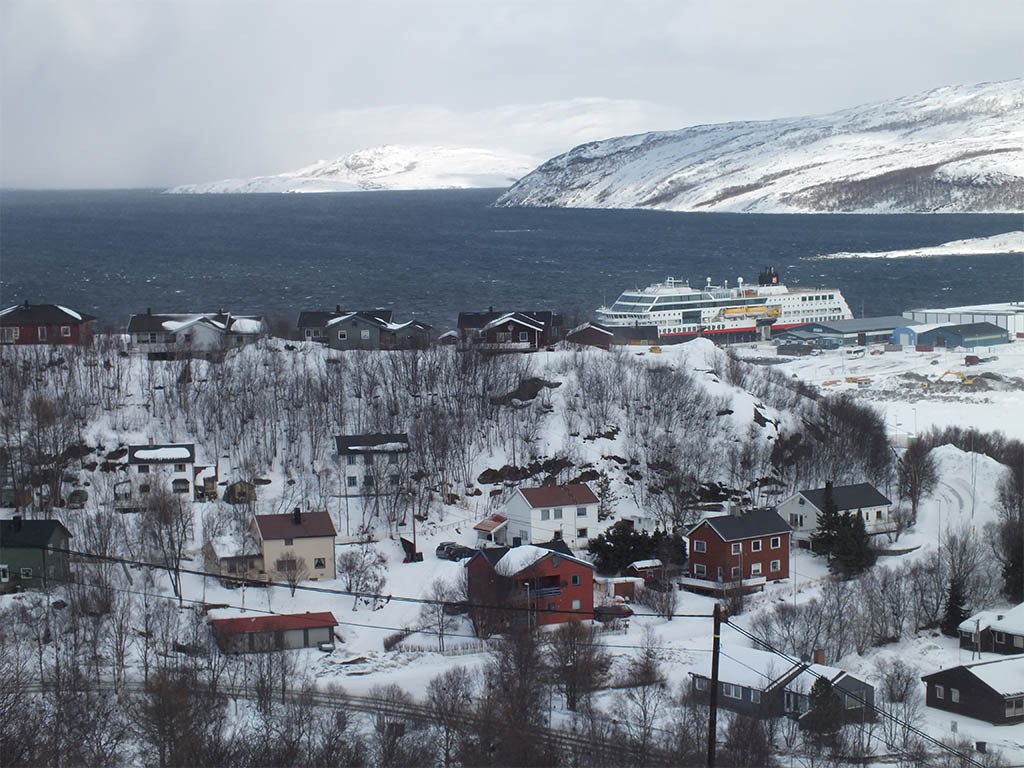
[1,188,1021,331]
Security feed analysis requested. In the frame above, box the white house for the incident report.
[334,433,410,496]
[489,484,599,549]
[127,310,266,359]
[776,482,893,546]
[126,443,196,497]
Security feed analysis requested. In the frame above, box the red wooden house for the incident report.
[466,542,594,635]
[683,509,791,593]
[0,302,96,345]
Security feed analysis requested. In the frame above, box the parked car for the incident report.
[435,541,457,559]
[435,542,476,561]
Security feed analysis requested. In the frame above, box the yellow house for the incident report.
[254,509,336,582]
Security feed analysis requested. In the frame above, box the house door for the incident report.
[512,536,522,547]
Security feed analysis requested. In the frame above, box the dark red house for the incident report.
[466,542,594,635]
[684,509,791,593]
[922,657,1024,725]
[0,302,96,345]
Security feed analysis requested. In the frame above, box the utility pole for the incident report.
[708,601,722,768]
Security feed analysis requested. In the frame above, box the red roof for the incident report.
[255,511,336,540]
[210,611,337,636]
[474,513,508,533]
[519,484,598,508]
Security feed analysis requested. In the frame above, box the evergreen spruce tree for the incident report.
[832,512,876,578]
[595,471,618,521]
[940,574,969,637]
[802,677,844,749]
[811,481,841,557]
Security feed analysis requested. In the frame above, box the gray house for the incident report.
[690,645,874,722]
[0,516,72,590]
[297,308,431,350]
[335,433,410,496]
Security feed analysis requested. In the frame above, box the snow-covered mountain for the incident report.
[496,80,1024,213]
[167,145,537,194]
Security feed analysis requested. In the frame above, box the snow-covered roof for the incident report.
[493,544,593,577]
[627,559,663,570]
[229,317,264,334]
[483,313,544,332]
[959,609,1010,634]
[966,657,1024,697]
[127,443,196,464]
[133,446,193,462]
[209,534,258,560]
[702,645,796,691]
[989,603,1024,634]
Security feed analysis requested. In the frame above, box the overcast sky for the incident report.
[2,0,1022,188]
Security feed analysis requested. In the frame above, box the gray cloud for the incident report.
[2,0,1022,188]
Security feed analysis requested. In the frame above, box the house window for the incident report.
[276,558,297,572]
[61,325,71,337]
[284,538,293,546]
[1006,697,1024,718]
[693,563,706,577]
[572,599,582,610]
[693,540,706,553]
[750,562,762,576]
[553,531,562,540]
[304,329,313,338]
[360,329,370,340]
[845,694,859,709]
[731,566,741,579]
[770,536,781,549]
[541,509,550,521]
[577,527,588,538]
[547,602,556,611]
[388,454,398,465]
[364,476,375,487]
[20,567,33,579]
[137,464,150,474]
[1,328,19,342]
[876,510,883,520]
[338,330,347,340]
[577,507,587,517]
[519,332,529,342]
[770,560,781,572]
[750,540,762,552]
[38,327,47,340]
[731,543,741,555]
[171,479,190,494]
[554,508,563,519]
[571,574,581,586]
[140,484,151,494]
[951,688,960,703]
[996,631,1006,644]
[751,690,761,704]
[365,454,374,465]
[314,557,326,569]
[722,683,742,700]
[695,677,709,691]
[347,476,357,487]
[935,685,944,699]
[789,513,804,528]
[1015,636,1024,649]
[174,463,186,472]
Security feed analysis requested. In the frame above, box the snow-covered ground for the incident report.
[5,334,1024,762]
[167,144,536,193]
[817,231,1024,259]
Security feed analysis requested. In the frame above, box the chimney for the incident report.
[812,648,826,665]
[293,507,302,525]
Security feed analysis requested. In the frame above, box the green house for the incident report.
[0,517,71,590]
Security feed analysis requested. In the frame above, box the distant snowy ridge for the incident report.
[496,80,1024,213]
[167,145,537,194]
[818,231,1024,259]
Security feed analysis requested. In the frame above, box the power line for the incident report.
[723,621,984,768]
[35,545,714,654]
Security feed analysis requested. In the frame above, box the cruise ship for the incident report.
[595,267,853,344]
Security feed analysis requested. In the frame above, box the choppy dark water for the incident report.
[1,188,1021,331]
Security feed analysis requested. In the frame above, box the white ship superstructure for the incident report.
[596,267,853,343]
